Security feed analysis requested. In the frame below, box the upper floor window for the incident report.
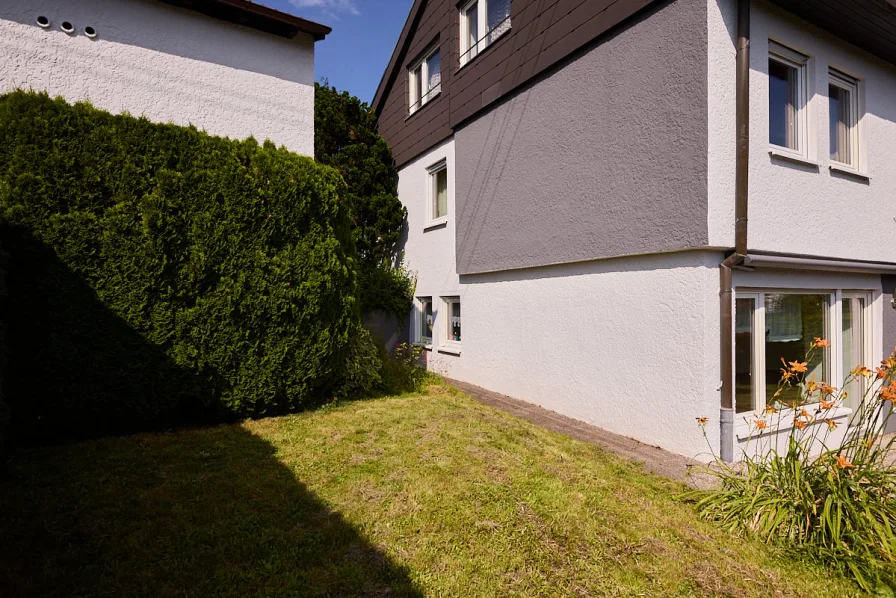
[768,41,808,157]
[829,69,859,170]
[459,0,511,67]
[409,45,441,114]
[427,159,448,225]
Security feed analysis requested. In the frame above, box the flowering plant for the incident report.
[686,343,896,592]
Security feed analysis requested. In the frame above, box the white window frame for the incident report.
[459,0,511,67]
[408,44,441,115]
[440,296,462,354]
[733,288,873,417]
[828,68,861,172]
[416,296,434,346]
[426,159,448,226]
[768,41,811,160]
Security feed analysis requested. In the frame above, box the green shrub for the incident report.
[381,343,430,395]
[0,91,358,444]
[334,327,383,399]
[686,345,896,593]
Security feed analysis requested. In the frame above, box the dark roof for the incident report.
[769,0,896,67]
[160,0,331,41]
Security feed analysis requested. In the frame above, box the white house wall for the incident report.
[0,0,315,155]
[710,0,896,262]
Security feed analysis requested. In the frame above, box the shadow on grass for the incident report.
[0,424,422,596]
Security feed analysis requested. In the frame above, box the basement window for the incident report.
[768,41,809,158]
[440,296,461,352]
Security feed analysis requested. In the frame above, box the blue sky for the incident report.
[264,0,414,104]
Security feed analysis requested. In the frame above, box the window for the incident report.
[427,160,448,224]
[417,297,434,344]
[736,291,831,413]
[409,45,441,114]
[459,0,511,67]
[829,69,859,169]
[734,290,872,415]
[768,41,808,156]
[442,297,461,345]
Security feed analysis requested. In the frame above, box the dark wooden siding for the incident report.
[376,0,661,168]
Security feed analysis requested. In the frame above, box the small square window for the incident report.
[417,297,433,344]
[829,69,859,169]
[768,41,809,156]
[409,44,441,114]
[426,160,448,224]
[441,296,461,345]
[460,0,511,67]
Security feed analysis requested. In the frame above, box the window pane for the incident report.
[410,67,422,111]
[735,298,756,413]
[829,84,851,163]
[450,301,461,342]
[423,300,433,340]
[842,297,865,410]
[465,3,478,61]
[769,58,798,150]
[486,0,511,43]
[426,51,441,99]
[434,168,448,219]
[765,293,828,407]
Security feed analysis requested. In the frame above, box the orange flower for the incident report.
[789,361,808,373]
[793,418,807,430]
[812,337,830,349]
[763,404,778,415]
[851,365,872,378]
[833,454,854,469]
[875,367,889,381]
[819,398,837,410]
[754,419,769,430]
[818,382,837,396]
[825,418,838,431]
[805,378,818,393]
[881,384,896,404]
[798,408,812,420]
[696,417,708,427]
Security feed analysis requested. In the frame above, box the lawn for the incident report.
[0,384,857,597]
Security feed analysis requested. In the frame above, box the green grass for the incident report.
[0,385,859,597]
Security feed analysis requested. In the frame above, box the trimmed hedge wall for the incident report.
[0,91,358,444]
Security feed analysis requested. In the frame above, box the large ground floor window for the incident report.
[735,289,872,413]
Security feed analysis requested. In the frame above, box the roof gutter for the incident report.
[719,0,751,462]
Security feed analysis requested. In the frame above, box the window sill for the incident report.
[423,219,448,232]
[437,343,461,356]
[829,163,871,181]
[414,342,433,351]
[768,148,820,168]
[734,406,852,441]
[406,92,441,120]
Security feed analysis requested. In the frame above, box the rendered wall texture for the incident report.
[454,0,709,276]
[0,0,315,155]
[742,1,896,263]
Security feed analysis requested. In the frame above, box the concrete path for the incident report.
[446,378,705,485]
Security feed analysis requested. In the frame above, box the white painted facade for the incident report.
[398,1,896,461]
[0,0,316,155]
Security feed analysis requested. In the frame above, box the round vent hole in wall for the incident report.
[36,15,50,28]
[84,26,96,38]
[61,21,74,34]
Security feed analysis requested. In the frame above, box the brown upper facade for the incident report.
[374,0,896,169]
[372,0,659,168]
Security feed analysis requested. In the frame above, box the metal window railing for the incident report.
[459,14,511,65]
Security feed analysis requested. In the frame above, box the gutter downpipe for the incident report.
[720,0,750,462]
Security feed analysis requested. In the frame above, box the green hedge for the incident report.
[0,91,358,444]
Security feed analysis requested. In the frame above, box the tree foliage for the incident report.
[314,82,412,316]
[0,91,359,444]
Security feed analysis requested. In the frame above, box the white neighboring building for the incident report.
[0,0,329,155]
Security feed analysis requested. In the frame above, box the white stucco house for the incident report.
[373,0,896,462]
[0,0,330,155]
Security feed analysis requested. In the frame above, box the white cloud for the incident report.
[290,0,360,18]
